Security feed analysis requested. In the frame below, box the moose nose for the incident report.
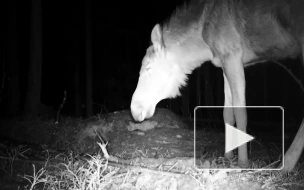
[130,102,145,122]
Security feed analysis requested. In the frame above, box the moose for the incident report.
[131,0,304,172]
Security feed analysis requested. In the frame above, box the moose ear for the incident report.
[151,24,163,51]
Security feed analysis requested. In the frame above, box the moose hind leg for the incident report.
[282,47,304,172]
[283,119,304,172]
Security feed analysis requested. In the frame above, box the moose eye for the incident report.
[145,61,152,72]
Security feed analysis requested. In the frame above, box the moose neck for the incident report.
[162,5,213,75]
[164,31,213,76]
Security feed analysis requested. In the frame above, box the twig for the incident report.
[97,142,110,159]
[55,91,67,125]
[94,130,107,144]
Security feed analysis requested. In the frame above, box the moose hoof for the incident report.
[225,151,235,160]
[238,160,250,168]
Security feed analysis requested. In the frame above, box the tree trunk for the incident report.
[181,86,191,119]
[203,64,217,121]
[67,3,82,117]
[85,0,93,117]
[204,64,213,107]
[216,69,224,118]
[264,65,268,122]
[196,68,202,119]
[74,62,82,117]
[24,0,42,119]
[196,68,201,106]
[7,0,20,116]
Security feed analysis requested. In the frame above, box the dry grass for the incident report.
[11,144,303,190]
[0,115,303,190]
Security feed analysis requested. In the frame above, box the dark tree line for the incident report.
[3,0,93,119]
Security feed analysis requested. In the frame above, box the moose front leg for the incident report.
[223,59,249,168]
[223,73,235,160]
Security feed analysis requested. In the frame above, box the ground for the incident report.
[0,108,303,190]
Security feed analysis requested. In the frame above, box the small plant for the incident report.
[21,165,47,190]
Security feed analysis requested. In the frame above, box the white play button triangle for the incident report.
[225,123,254,153]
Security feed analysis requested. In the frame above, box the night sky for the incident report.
[2,0,304,129]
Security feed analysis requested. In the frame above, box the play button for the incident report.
[225,123,254,153]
